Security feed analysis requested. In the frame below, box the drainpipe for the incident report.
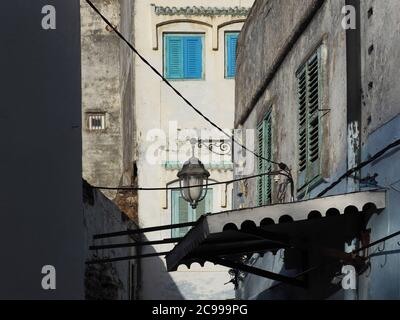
[345,0,361,301]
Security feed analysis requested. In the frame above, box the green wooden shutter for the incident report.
[297,64,308,189]
[257,123,264,206]
[263,117,272,205]
[257,114,272,206]
[165,36,184,79]
[307,51,321,182]
[297,48,322,190]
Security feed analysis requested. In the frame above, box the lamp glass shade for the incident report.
[181,176,203,204]
[177,156,210,209]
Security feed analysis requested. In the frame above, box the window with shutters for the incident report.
[296,47,323,191]
[256,113,272,206]
[171,189,213,238]
[164,34,204,80]
[225,32,239,78]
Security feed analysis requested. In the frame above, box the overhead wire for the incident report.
[85,1,400,203]
[317,138,400,197]
[85,0,291,175]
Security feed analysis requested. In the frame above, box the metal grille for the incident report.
[88,113,105,130]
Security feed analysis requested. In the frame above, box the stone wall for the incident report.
[81,0,137,221]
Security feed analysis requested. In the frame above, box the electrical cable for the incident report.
[92,170,290,191]
[317,138,400,197]
[85,0,290,173]
[247,228,400,293]
[85,1,400,202]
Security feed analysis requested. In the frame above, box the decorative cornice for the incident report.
[153,5,251,17]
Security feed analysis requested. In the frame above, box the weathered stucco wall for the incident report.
[81,0,137,221]
[357,0,400,300]
[235,0,400,300]
[81,0,136,197]
[235,0,326,127]
[236,0,347,209]
[81,0,123,192]
[360,0,400,140]
[235,0,348,300]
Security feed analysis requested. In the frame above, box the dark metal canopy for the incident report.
[88,190,385,288]
[165,190,386,281]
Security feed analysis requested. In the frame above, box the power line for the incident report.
[236,228,400,293]
[317,138,400,197]
[353,229,400,254]
[85,0,289,172]
[92,170,290,191]
[86,228,400,265]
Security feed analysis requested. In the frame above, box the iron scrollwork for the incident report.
[197,139,232,156]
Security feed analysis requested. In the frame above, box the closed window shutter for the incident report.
[166,37,184,79]
[257,114,272,206]
[297,48,322,190]
[184,37,203,79]
[226,34,238,78]
[297,65,308,189]
[171,191,189,237]
[257,123,264,206]
[194,189,213,220]
[307,51,321,181]
[171,190,212,237]
[178,196,190,237]
[263,117,272,205]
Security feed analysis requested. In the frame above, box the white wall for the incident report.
[133,0,254,299]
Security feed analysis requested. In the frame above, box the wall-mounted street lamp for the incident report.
[177,139,211,209]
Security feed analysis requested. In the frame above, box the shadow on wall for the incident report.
[83,180,183,300]
[83,180,135,300]
[241,210,381,300]
[138,233,185,300]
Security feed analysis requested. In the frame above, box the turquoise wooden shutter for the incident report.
[226,33,239,78]
[184,36,203,79]
[171,191,190,237]
[194,189,213,220]
[165,36,184,79]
